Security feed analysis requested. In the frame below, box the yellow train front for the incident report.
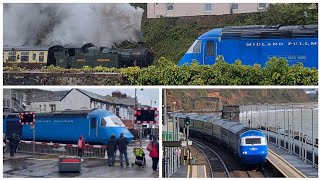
[3,43,153,69]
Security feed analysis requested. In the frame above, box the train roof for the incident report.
[3,46,51,51]
[240,130,266,137]
[64,43,95,49]
[198,25,318,39]
[3,109,113,118]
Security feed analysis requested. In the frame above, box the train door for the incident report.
[89,117,98,138]
[203,40,216,65]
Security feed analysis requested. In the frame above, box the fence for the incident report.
[6,140,107,158]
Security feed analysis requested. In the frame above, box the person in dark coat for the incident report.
[117,133,129,167]
[15,134,21,153]
[147,135,159,172]
[8,134,18,157]
[107,134,117,166]
[3,133,7,155]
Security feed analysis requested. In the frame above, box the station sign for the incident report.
[163,141,181,147]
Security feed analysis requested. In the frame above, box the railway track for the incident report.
[191,138,230,178]
[191,135,268,178]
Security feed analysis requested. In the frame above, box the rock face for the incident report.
[166,89,314,112]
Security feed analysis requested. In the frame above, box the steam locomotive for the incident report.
[3,43,154,69]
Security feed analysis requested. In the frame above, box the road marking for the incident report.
[187,165,190,178]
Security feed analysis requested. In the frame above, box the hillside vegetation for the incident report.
[166,89,315,111]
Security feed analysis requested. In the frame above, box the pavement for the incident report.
[3,139,159,178]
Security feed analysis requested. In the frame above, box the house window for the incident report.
[258,3,267,9]
[116,107,120,117]
[50,104,56,112]
[231,3,238,9]
[204,4,212,12]
[8,51,16,61]
[21,52,29,62]
[39,105,42,112]
[23,93,27,101]
[39,52,45,62]
[167,3,174,11]
[32,53,36,61]
[43,105,46,111]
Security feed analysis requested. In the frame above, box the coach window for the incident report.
[91,118,97,129]
[21,52,29,62]
[32,53,36,61]
[206,41,214,56]
[39,52,45,62]
[8,51,16,61]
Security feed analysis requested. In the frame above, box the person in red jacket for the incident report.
[147,135,159,172]
[77,135,86,158]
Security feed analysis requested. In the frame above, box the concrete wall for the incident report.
[147,3,268,18]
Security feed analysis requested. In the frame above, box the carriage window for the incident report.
[8,51,16,61]
[100,118,107,127]
[39,52,45,62]
[245,138,261,145]
[32,53,36,61]
[206,41,214,56]
[21,52,29,62]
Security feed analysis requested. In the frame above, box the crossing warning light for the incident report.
[19,112,35,125]
[185,116,190,126]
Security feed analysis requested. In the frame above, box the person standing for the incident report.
[147,135,159,172]
[107,134,117,166]
[117,133,129,167]
[15,134,21,153]
[77,135,86,159]
[8,134,17,157]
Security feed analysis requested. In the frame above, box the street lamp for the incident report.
[134,88,143,148]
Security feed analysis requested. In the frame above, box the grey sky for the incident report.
[40,88,160,108]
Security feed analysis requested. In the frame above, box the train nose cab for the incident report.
[100,115,134,143]
[87,109,134,144]
[239,132,268,164]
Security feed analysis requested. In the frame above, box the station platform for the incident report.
[3,140,159,178]
[268,143,318,178]
[169,165,206,178]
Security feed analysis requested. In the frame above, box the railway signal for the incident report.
[185,116,190,126]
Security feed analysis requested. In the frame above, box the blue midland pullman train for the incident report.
[3,109,134,145]
[178,25,318,69]
[176,113,268,165]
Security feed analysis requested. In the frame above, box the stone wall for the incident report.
[3,72,124,85]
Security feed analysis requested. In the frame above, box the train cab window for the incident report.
[187,40,201,54]
[68,49,76,57]
[206,41,214,56]
[100,118,107,127]
[90,118,97,128]
[21,52,29,62]
[245,138,261,145]
[39,52,45,62]
[8,51,16,61]
[32,53,36,61]
[110,116,124,126]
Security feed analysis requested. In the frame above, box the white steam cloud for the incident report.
[4,3,144,47]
